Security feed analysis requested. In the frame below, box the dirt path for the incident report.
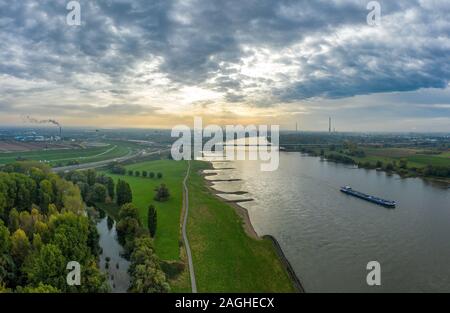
[182,161,197,293]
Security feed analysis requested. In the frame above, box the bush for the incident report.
[154,184,170,202]
[110,163,126,175]
[160,261,185,280]
[423,165,450,178]
[399,159,408,169]
[385,163,394,171]
[326,153,355,165]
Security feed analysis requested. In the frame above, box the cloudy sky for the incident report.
[0,0,449,131]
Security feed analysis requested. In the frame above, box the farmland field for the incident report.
[0,142,132,166]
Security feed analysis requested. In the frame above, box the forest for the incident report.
[0,161,107,292]
[0,161,169,293]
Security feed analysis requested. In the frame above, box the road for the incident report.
[182,161,197,293]
[51,148,167,173]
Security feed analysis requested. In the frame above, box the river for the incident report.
[206,152,450,292]
[96,216,130,292]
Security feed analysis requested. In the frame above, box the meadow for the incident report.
[105,160,187,261]
[103,159,296,292]
[313,146,450,170]
[356,147,450,168]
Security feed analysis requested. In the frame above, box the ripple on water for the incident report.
[210,152,450,292]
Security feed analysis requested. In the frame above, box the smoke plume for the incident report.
[24,115,61,127]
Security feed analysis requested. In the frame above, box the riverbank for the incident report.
[203,166,305,292]
[188,162,304,292]
[263,235,305,293]
[283,147,450,187]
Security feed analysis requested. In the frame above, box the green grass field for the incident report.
[357,148,450,168]
[318,146,450,170]
[187,161,296,292]
[406,154,450,167]
[0,143,131,166]
[103,159,296,292]
[105,160,187,261]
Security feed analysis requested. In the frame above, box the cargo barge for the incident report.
[340,186,396,208]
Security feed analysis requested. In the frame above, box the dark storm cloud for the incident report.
[9,102,158,118]
[0,0,449,110]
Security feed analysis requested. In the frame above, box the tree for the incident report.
[154,184,170,202]
[47,204,58,216]
[32,233,43,251]
[142,171,148,178]
[11,229,30,265]
[0,282,11,293]
[0,221,11,255]
[0,166,109,293]
[77,181,89,201]
[16,282,60,293]
[92,183,107,203]
[128,170,133,176]
[116,217,140,248]
[0,191,6,219]
[57,179,84,214]
[86,169,96,186]
[19,211,33,237]
[23,244,66,291]
[148,205,157,238]
[77,260,109,293]
[119,203,140,221]
[128,236,169,293]
[49,212,90,264]
[87,219,101,257]
[11,174,36,211]
[116,180,132,206]
[68,171,87,184]
[399,159,408,169]
[116,204,142,251]
[157,173,163,179]
[39,179,54,213]
[106,177,115,199]
[135,171,141,177]
[110,163,126,175]
[8,208,19,232]
[149,172,155,179]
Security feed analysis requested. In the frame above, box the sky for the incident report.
[0,0,449,132]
